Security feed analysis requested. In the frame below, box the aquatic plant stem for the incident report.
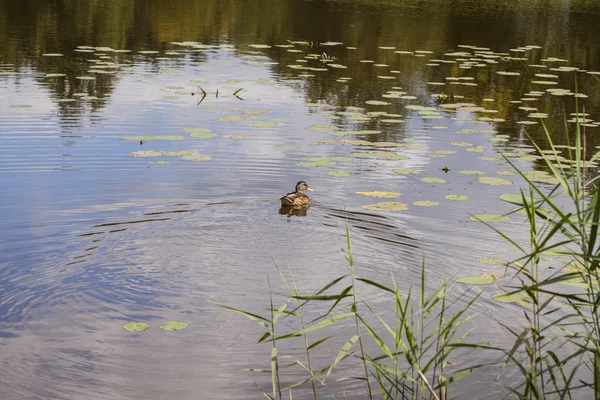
[344,221,373,399]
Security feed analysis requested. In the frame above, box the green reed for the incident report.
[212,100,600,399]
[212,221,484,399]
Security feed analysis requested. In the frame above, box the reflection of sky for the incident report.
[0,44,581,400]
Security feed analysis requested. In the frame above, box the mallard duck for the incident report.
[280,181,313,206]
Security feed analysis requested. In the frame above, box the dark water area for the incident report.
[1,0,600,398]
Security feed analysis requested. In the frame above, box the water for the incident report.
[1,0,600,398]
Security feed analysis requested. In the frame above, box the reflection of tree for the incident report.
[0,0,599,146]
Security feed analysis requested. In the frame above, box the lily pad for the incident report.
[123,322,149,332]
[477,176,512,185]
[450,142,473,147]
[181,155,213,162]
[351,151,407,160]
[413,200,440,207]
[308,124,337,131]
[494,170,516,176]
[365,100,390,106]
[458,170,485,175]
[393,168,420,175]
[225,134,251,139]
[445,194,469,201]
[249,122,276,128]
[361,202,409,211]
[493,292,532,306]
[274,145,298,151]
[356,191,400,198]
[420,177,446,183]
[130,150,162,157]
[470,214,511,222]
[434,150,456,155]
[154,160,170,165]
[328,171,351,177]
[477,257,508,265]
[466,147,486,153]
[457,273,501,285]
[219,115,244,122]
[159,321,188,331]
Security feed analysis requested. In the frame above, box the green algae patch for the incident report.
[413,200,440,207]
[159,321,188,331]
[457,273,501,285]
[478,177,512,185]
[123,322,149,332]
[493,292,532,306]
[421,177,446,183]
[361,202,409,211]
[445,194,469,201]
[470,214,511,223]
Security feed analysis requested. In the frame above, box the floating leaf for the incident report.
[225,134,251,139]
[328,171,351,177]
[308,124,337,131]
[219,115,244,122]
[365,100,390,106]
[457,273,501,285]
[466,147,485,153]
[477,176,512,185]
[249,122,276,128]
[159,321,188,331]
[494,170,516,176]
[470,214,511,222]
[420,177,446,183]
[351,151,407,160]
[123,322,149,332]
[458,170,485,175]
[356,191,399,198]
[413,200,440,207]
[274,145,297,151]
[130,150,162,157]
[154,160,170,165]
[45,73,66,78]
[477,258,507,265]
[393,168,420,175]
[434,150,456,155]
[181,155,212,162]
[361,202,409,211]
[445,194,469,201]
[493,292,531,306]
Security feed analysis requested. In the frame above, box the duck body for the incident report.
[280,181,313,207]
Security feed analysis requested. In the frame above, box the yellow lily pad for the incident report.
[356,191,400,198]
[123,322,149,332]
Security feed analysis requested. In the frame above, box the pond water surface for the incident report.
[1,0,600,399]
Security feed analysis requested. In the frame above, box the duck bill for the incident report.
[306,187,314,191]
